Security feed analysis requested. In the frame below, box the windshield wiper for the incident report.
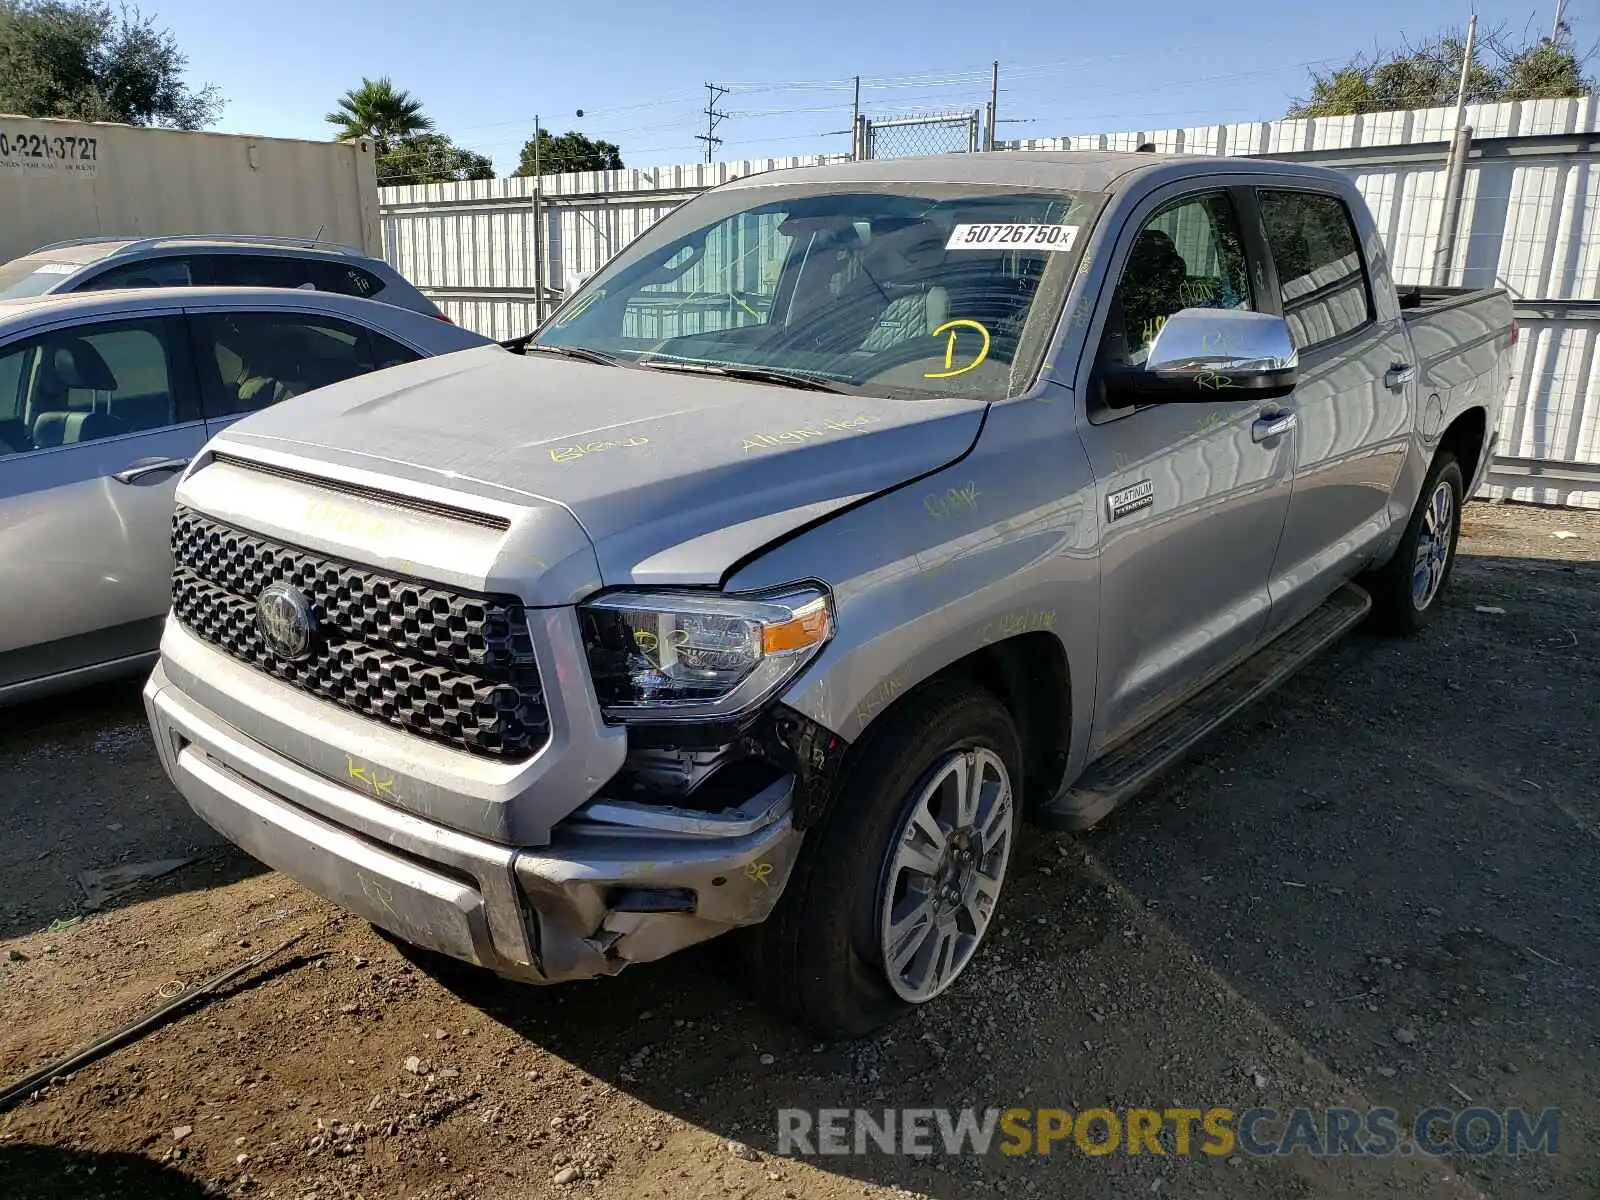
[635,359,851,393]
[501,337,622,367]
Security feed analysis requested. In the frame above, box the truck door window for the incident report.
[1256,191,1373,349]
[1100,192,1253,371]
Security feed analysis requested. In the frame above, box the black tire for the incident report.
[743,679,1023,1037]
[1366,451,1464,636]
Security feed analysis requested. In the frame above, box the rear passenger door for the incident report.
[0,315,206,687]
[1251,187,1416,637]
[188,309,422,432]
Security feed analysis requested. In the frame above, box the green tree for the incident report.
[512,128,623,177]
[1289,24,1595,117]
[0,0,222,128]
[378,133,493,186]
[325,77,432,156]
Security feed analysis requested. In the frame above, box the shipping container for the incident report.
[0,116,381,263]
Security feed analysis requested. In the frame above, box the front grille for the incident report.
[170,507,548,760]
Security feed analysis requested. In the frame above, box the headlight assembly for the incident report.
[578,585,833,722]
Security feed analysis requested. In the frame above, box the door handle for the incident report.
[1251,411,1296,443]
[112,457,190,485]
[1385,362,1417,390]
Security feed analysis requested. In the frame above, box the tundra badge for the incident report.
[1107,480,1155,521]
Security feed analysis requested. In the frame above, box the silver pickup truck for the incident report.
[144,152,1512,1035]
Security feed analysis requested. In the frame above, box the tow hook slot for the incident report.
[609,887,696,914]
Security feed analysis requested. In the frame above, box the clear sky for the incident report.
[153,0,1576,176]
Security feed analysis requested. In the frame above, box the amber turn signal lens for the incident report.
[761,599,831,655]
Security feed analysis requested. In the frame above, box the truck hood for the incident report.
[219,344,988,592]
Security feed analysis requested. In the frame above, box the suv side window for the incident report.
[205,254,323,291]
[189,310,405,418]
[0,317,193,459]
[76,258,196,290]
[1256,190,1373,349]
[1099,191,1253,371]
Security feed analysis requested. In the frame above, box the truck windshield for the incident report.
[533,183,1107,400]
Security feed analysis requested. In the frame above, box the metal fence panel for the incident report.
[865,111,981,159]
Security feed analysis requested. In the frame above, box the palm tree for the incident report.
[325,78,433,156]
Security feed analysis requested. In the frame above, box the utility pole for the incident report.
[851,75,862,160]
[987,61,999,151]
[532,113,544,325]
[696,82,730,164]
[1432,13,1477,286]
[1552,0,1567,40]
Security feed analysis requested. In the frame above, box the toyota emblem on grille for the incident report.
[256,583,316,661]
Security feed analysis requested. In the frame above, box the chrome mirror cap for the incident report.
[1145,308,1298,377]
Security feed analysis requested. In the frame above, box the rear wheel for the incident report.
[1367,451,1463,636]
[744,681,1022,1036]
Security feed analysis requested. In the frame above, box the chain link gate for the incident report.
[859,110,982,159]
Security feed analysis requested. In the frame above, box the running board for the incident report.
[1040,583,1372,831]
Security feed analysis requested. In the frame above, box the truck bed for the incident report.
[1394,284,1515,398]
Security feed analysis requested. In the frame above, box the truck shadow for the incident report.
[0,679,267,942]
[0,1143,213,1199]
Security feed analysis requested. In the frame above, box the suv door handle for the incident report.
[1251,411,1296,443]
[112,457,190,485]
[1385,362,1417,390]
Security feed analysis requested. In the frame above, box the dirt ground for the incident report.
[1,501,1596,1199]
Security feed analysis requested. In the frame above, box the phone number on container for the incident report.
[0,132,99,162]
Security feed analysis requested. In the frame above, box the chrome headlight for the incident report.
[578,585,833,722]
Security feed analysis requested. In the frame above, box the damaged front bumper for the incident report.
[144,664,803,983]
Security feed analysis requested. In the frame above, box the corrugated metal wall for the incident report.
[380,98,1600,505]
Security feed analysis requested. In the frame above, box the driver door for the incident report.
[1076,186,1295,751]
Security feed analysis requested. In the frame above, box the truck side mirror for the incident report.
[1113,309,1299,403]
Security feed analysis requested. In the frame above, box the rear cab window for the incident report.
[1256,190,1374,349]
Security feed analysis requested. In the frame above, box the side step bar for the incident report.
[1040,583,1373,831]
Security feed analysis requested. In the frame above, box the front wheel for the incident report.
[1366,451,1464,636]
[743,681,1022,1036]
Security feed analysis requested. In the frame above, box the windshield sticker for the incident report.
[32,262,76,275]
[923,318,991,380]
[947,223,1079,251]
[740,414,877,453]
[548,435,650,464]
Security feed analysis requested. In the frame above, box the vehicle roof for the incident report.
[24,234,375,264]
[720,150,1353,196]
[0,285,421,325]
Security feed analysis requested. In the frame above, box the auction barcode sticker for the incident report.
[947,223,1080,251]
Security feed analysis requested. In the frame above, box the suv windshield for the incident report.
[534,182,1107,400]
